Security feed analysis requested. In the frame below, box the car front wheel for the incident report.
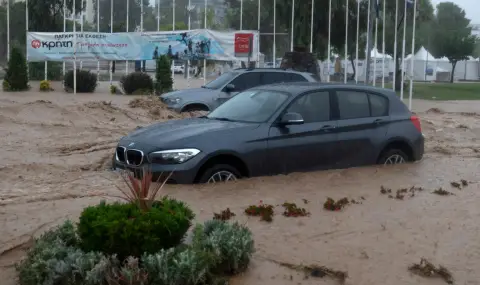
[378,149,408,165]
[198,164,241,184]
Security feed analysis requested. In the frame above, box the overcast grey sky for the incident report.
[426,0,476,22]
[149,0,478,23]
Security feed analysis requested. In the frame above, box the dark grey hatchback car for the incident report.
[114,83,424,184]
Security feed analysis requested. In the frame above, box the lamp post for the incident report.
[186,4,195,86]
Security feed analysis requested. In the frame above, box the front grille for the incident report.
[126,149,144,166]
[116,147,126,162]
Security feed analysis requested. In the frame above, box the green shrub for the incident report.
[142,246,218,285]
[155,55,173,94]
[16,221,107,285]
[193,221,255,275]
[120,72,153,95]
[64,69,97,93]
[3,46,29,91]
[28,62,63,81]
[77,199,195,260]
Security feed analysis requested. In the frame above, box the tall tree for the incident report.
[431,2,475,83]
[376,0,434,89]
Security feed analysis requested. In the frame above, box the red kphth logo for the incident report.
[31,40,41,49]
[234,33,253,55]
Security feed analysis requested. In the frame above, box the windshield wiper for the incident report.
[208,117,234,122]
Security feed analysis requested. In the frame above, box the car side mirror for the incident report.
[225,84,235,92]
[280,112,304,125]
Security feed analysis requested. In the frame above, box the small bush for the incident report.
[3,46,29,91]
[110,85,117,94]
[193,220,255,275]
[16,221,107,285]
[78,198,195,260]
[39,80,52,92]
[155,55,173,94]
[245,201,274,222]
[142,246,218,285]
[2,80,11,91]
[64,69,97,93]
[120,72,153,95]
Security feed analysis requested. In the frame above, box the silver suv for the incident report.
[160,68,319,113]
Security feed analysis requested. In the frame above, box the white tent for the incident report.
[403,47,438,81]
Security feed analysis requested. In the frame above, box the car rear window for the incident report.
[369,93,389,117]
[336,90,370,119]
[289,73,308,82]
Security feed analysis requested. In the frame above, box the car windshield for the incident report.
[203,72,239,89]
[207,89,290,123]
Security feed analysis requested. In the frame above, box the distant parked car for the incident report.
[114,82,424,184]
[160,68,319,112]
[144,60,185,74]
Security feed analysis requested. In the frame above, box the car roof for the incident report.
[233,68,311,75]
[253,82,397,97]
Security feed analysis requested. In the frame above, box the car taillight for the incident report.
[410,115,422,132]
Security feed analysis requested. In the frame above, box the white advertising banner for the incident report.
[26,29,260,62]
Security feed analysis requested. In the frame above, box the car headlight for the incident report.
[165,97,182,105]
[148,148,200,164]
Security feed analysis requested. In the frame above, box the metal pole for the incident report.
[408,0,417,110]
[79,0,85,70]
[73,0,77,95]
[109,0,112,85]
[344,0,348,83]
[290,0,294,51]
[96,0,99,79]
[257,0,260,67]
[392,0,398,91]
[365,0,373,85]
[240,0,243,30]
[187,0,191,87]
[309,0,314,53]
[400,0,407,100]
[273,0,276,66]
[355,0,360,83]
[373,9,378,86]
[157,0,160,30]
[172,0,175,88]
[327,0,331,82]
[26,0,29,77]
[63,0,66,81]
[382,0,386,88]
[6,0,9,61]
[126,0,129,74]
[203,0,206,85]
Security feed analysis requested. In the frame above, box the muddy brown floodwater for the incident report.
[0,90,479,285]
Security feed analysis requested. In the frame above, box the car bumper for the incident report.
[113,156,202,184]
[412,134,425,161]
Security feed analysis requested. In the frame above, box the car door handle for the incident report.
[321,125,336,130]
[374,119,384,124]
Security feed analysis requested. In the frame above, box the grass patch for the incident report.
[382,82,480,100]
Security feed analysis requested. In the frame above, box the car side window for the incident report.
[369,93,389,117]
[286,91,330,123]
[336,90,370,120]
[289,73,308,82]
[261,72,287,85]
[229,72,262,92]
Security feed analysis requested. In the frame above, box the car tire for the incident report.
[378,149,409,165]
[198,164,241,184]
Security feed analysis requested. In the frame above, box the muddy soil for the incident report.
[0,90,479,285]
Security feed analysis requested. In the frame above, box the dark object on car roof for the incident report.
[280,49,321,81]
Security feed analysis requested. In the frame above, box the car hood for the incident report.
[160,88,218,100]
[120,117,258,150]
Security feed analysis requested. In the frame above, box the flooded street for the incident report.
[0,89,479,285]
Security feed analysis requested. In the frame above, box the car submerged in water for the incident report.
[114,82,424,184]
